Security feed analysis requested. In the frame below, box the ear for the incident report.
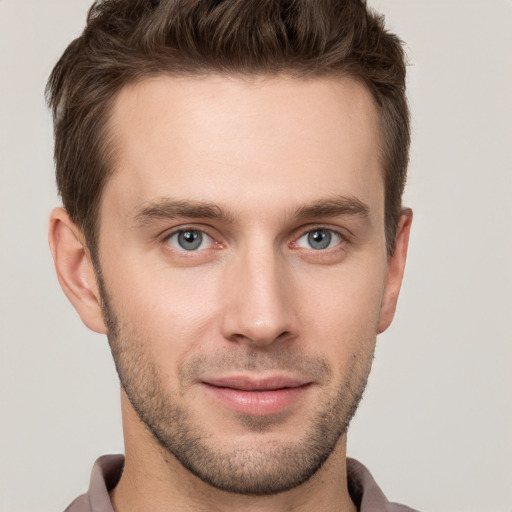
[48,207,107,334]
[377,209,413,334]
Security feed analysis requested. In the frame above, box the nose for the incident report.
[219,245,296,347]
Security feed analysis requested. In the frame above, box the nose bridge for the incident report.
[220,237,294,346]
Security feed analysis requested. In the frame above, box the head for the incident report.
[48,0,412,497]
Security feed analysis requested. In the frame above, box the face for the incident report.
[90,75,405,494]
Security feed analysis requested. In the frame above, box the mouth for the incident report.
[199,376,313,416]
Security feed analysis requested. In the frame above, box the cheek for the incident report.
[292,259,387,348]
[102,245,387,366]
[105,260,224,353]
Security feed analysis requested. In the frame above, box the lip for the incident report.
[199,375,312,416]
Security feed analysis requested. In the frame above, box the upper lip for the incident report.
[201,375,310,391]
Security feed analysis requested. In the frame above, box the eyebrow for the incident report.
[131,194,370,228]
[131,198,236,227]
[293,195,370,221]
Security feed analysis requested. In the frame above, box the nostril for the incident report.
[227,329,294,347]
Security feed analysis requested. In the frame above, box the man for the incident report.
[47,0,416,510]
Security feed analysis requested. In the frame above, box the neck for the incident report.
[111,392,357,512]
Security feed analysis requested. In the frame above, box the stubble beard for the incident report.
[99,277,375,496]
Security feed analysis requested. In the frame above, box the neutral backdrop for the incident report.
[1,1,511,511]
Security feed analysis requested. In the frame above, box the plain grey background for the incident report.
[1,1,511,511]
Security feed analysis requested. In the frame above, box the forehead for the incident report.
[104,74,383,219]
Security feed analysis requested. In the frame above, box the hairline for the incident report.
[86,69,395,262]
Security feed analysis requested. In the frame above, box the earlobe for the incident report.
[377,209,413,334]
[48,207,107,334]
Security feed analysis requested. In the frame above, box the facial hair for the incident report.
[98,272,375,496]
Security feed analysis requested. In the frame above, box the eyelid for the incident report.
[158,223,348,252]
[167,231,211,251]
[291,225,348,246]
[295,228,344,250]
[162,225,223,251]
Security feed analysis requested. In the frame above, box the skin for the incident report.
[49,75,412,512]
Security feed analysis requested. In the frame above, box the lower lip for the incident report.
[201,383,311,416]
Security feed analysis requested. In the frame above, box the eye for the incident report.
[166,229,213,251]
[296,229,343,250]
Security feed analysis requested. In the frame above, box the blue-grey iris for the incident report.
[308,230,332,250]
[177,230,203,250]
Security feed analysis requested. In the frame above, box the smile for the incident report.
[200,376,313,416]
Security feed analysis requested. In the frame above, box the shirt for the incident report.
[64,455,420,512]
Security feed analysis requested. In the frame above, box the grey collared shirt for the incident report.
[64,455,420,512]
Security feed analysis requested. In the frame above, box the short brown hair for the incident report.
[46,0,409,257]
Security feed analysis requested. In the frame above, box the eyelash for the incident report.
[162,225,347,253]
[291,227,345,251]
[163,227,220,252]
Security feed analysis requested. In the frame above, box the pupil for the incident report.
[178,230,202,250]
[308,230,331,250]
